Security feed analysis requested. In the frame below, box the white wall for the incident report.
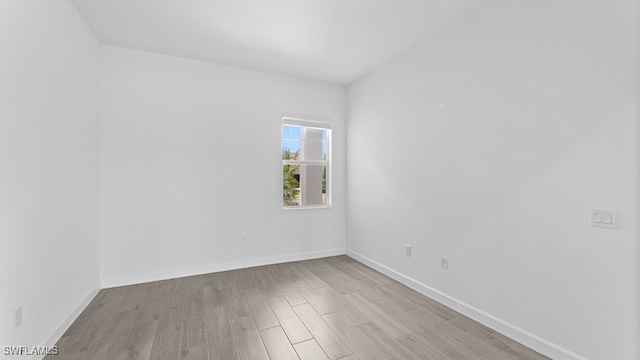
[346,1,640,359]
[0,0,100,356]
[99,45,346,286]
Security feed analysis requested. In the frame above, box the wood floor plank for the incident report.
[92,309,138,360]
[102,286,129,303]
[118,319,158,360]
[167,277,187,293]
[293,303,352,360]
[322,311,390,360]
[203,272,227,310]
[276,262,304,282]
[268,295,313,344]
[289,261,327,288]
[294,340,330,360]
[401,309,462,353]
[206,306,239,360]
[336,355,359,360]
[342,293,410,338]
[144,280,169,301]
[280,283,308,306]
[134,297,163,326]
[54,334,85,356]
[156,290,185,335]
[304,261,355,295]
[373,299,427,331]
[318,258,374,293]
[254,265,283,297]
[385,281,458,321]
[339,256,393,286]
[180,345,209,360]
[82,300,125,352]
[447,314,496,340]
[376,284,420,311]
[242,287,280,330]
[181,296,208,352]
[445,340,524,360]
[183,275,204,302]
[396,333,444,360]
[488,332,550,360]
[260,326,300,360]
[327,256,383,284]
[63,290,109,337]
[149,331,181,360]
[294,280,336,315]
[466,342,519,360]
[44,351,91,360]
[355,285,386,303]
[356,322,422,360]
[120,283,150,312]
[231,315,270,360]
[224,278,252,319]
[325,257,379,291]
[315,286,369,326]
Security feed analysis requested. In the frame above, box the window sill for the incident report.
[282,205,331,210]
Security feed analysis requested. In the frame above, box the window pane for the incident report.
[283,164,301,206]
[305,128,325,161]
[305,140,326,160]
[291,126,301,140]
[282,125,301,140]
[299,164,327,206]
[282,164,327,207]
[282,140,301,159]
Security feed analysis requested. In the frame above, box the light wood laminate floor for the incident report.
[47,256,549,360]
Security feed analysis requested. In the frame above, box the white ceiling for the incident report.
[71,0,488,85]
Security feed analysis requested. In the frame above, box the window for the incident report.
[282,116,331,208]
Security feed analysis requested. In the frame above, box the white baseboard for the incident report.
[102,248,346,288]
[346,249,588,360]
[31,281,101,360]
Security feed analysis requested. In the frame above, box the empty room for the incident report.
[1,1,639,359]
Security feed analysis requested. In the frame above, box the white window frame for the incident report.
[282,115,332,210]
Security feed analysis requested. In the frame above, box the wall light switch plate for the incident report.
[591,209,616,230]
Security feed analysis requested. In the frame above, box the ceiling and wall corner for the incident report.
[70,0,495,85]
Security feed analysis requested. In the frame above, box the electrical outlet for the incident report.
[440,256,448,269]
[14,307,22,329]
[405,245,412,257]
[241,234,247,242]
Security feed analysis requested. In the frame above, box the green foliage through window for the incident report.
[282,149,300,206]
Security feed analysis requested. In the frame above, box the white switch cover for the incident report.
[591,209,616,230]
[594,212,602,223]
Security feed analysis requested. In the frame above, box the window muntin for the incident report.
[282,117,331,208]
